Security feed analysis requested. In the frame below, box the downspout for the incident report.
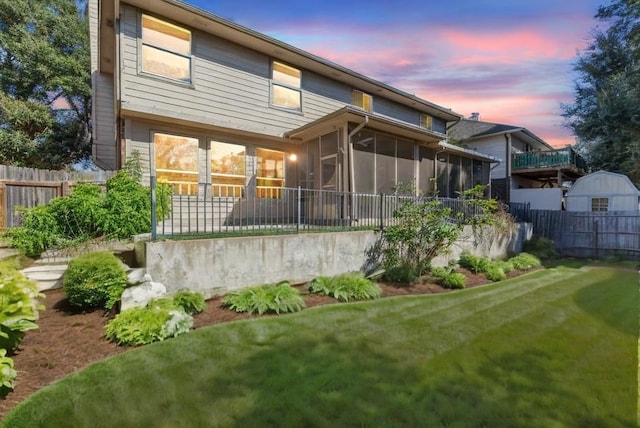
[505,133,512,202]
[348,116,369,194]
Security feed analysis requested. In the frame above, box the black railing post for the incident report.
[150,175,157,241]
[379,192,384,230]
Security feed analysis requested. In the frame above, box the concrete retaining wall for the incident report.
[145,224,532,298]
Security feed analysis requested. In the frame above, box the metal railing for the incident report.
[512,147,588,171]
[153,184,490,238]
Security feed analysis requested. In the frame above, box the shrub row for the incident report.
[5,154,171,257]
[459,251,541,282]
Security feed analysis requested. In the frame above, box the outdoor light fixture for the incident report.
[289,153,297,161]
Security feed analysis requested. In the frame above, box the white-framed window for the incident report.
[256,148,285,198]
[210,141,246,197]
[271,61,301,110]
[591,197,609,212]
[352,90,373,112]
[420,114,433,130]
[141,14,192,83]
[154,132,199,195]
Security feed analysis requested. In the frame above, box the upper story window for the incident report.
[420,114,433,130]
[352,90,373,112]
[141,15,192,83]
[591,197,609,212]
[272,61,301,110]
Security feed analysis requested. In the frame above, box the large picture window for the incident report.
[211,142,245,197]
[272,61,301,110]
[142,15,191,82]
[257,148,285,198]
[154,133,199,195]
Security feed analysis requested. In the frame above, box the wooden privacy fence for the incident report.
[0,165,114,231]
[524,209,640,259]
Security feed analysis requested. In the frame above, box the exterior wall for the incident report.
[89,0,117,169]
[465,137,506,179]
[144,226,530,298]
[566,195,639,212]
[117,4,440,140]
[511,188,563,210]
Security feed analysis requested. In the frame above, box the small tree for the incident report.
[378,185,500,282]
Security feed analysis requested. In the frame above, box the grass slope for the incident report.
[3,263,638,427]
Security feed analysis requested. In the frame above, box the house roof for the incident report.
[286,107,499,163]
[99,0,462,122]
[449,119,553,150]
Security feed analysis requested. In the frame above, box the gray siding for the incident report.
[118,4,441,139]
[466,137,507,178]
[89,0,117,169]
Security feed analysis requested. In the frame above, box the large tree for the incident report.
[563,0,640,185]
[0,0,91,169]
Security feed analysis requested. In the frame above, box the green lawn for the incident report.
[3,263,638,427]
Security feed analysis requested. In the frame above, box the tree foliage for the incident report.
[0,0,91,168]
[562,0,640,185]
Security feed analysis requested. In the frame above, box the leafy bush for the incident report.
[523,235,558,259]
[5,205,63,257]
[48,184,104,239]
[223,281,306,315]
[458,252,490,274]
[99,170,152,239]
[440,272,466,289]
[104,300,194,346]
[172,290,206,315]
[429,266,466,289]
[308,273,382,302]
[63,252,128,310]
[382,263,418,284]
[484,265,507,282]
[495,260,514,274]
[0,349,17,398]
[509,253,542,270]
[0,270,43,351]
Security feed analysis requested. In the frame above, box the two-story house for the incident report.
[90,0,497,227]
[449,118,588,209]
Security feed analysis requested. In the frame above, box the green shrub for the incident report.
[509,252,542,270]
[382,263,418,284]
[440,272,466,289]
[0,270,43,351]
[429,266,466,289]
[495,260,514,274]
[104,300,193,346]
[0,349,17,398]
[99,170,152,239]
[5,205,63,257]
[172,290,205,315]
[484,265,507,282]
[523,235,558,259]
[63,252,128,310]
[47,184,104,239]
[308,273,382,302]
[458,251,491,274]
[223,281,306,315]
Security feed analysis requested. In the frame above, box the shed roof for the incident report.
[567,170,640,196]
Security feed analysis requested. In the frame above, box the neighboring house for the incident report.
[89,0,497,209]
[449,118,588,208]
[565,170,640,212]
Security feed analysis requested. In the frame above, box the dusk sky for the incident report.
[187,0,606,147]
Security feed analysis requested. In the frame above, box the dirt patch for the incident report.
[0,268,530,419]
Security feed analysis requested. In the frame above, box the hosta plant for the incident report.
[223,281,305,315]
[0,270,43,351]
[0,349,17,398]
[308,273,382,302]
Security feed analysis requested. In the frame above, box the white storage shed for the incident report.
[565,170,640,212]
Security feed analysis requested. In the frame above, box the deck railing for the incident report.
[153,185,488,238]
[512,147,587,171]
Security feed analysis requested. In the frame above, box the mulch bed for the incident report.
[0,268,514,419]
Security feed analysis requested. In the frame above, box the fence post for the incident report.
[593,219,599,259]
[297,186,301,232]
[150,176,157,241]
[379,192,384,230]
